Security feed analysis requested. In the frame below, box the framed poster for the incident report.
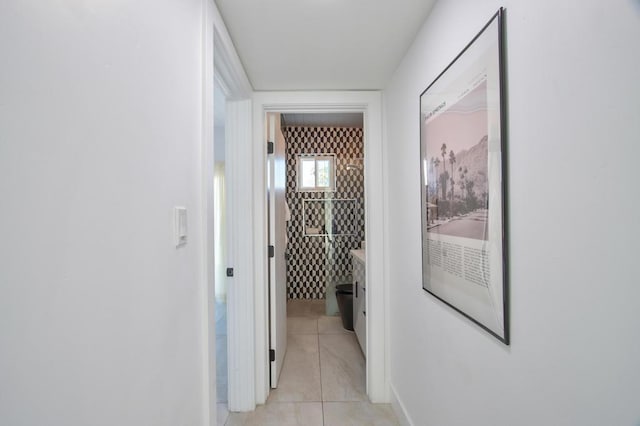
[420,8,509,344]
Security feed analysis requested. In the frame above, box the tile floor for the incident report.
[218,300,399,426]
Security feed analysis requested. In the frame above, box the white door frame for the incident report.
[203,1,255,422]
[212,6,255,412]
[201,1,215,420]
[251,91,389,404]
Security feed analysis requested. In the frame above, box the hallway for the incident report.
[219,300,399,425]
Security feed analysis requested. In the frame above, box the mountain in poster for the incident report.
[453,135,488,200]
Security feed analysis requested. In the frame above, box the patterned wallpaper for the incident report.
[284,126,365,299]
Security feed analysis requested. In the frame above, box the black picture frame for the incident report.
[419,8,509,344]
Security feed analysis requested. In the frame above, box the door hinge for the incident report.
[226,267,234,277]
[269,349,275,362]
[268,245,275,258]
[267,141,274,154]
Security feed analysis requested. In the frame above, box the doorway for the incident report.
[210,3,254,415]
[213,79,229,409]
[252,91,388,405]
[267,111,368,404]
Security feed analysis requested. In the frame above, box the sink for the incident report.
[350,248,365,263]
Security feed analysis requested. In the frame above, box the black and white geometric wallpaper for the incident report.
[284,126,365,299]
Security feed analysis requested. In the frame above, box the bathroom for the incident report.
[271,111,369,402]
[283,114,365,303]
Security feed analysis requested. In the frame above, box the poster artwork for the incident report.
[420,9,508,343]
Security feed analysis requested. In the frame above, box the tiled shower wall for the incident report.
[284,126,365,299]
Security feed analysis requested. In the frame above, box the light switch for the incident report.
[174,207,187,247]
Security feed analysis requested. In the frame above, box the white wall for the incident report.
[384,1,640,425]
[0,1,209,425]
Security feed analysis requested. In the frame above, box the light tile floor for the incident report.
[219,300,399,426]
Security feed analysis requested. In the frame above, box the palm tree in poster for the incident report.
[432,157,440,197]
[440,144,447,206]
[459,166,468,200]
[449,150,456,217]
[466,179,476,208]
[440,169,449,208]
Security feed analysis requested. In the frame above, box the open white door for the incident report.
[267,113,288,388]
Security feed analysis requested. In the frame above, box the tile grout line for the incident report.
[316,318,326,426]
[282,304,399,425]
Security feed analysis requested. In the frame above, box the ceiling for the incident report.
[215,0,437,91]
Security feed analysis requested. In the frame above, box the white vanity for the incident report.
[351,249,366,357]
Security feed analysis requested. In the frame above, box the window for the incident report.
[297,154,336,191]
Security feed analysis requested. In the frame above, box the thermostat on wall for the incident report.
[174,206,187,247]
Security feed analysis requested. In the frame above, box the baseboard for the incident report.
[390,383,413,426]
